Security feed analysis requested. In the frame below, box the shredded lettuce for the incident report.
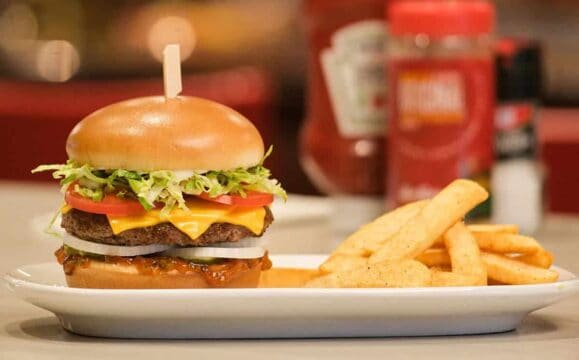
[73,183,104,202]
[32,147,286,216]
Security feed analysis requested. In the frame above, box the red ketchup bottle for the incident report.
[387,1,495,218]
[300,0,388,237]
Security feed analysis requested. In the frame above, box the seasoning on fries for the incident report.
[430,271,480,287]
[513,249,554,269]
[474,233,542,254]
[444,222,487,285]
[415,249,450,268]
[368,179,488,264]
[306,260,431,288]
[305,179,559,288]
[481,252,558,285]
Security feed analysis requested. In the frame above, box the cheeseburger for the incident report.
[33,96,285,289]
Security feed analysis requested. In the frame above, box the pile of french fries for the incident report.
[306,179,558,288]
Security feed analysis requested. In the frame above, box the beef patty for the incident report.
[61,207,273,246]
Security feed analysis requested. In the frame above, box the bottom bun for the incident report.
[64,258,263,289]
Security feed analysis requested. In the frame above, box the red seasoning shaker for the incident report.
[387,1,495,218]
[300,0,388,236]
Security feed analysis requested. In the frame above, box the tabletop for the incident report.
[1,181,578,359]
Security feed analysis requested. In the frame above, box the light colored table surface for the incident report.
[1,181,578,359]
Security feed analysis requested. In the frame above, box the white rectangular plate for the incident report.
[4,255,579,339]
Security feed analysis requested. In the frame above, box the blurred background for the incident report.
[1,0,578,230]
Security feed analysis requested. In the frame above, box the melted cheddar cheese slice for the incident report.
[61,199,266,240]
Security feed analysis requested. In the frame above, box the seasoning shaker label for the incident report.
[495,102,537,160]
[388,60,494,214]
[398,70,466,130]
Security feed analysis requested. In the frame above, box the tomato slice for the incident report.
[65,188,146,216]
[197,191,274,207]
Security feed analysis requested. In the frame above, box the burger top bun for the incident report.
[66,96,265,171]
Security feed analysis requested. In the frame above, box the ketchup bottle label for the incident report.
[321,20,387,138]
[388,59,494,216]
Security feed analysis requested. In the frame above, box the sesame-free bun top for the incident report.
[66,96,264,171]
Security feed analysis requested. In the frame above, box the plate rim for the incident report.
[4,255,579,297]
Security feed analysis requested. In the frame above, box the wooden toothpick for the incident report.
[163,44,182,100]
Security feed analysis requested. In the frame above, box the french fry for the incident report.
[314,180,557,288]
[303,273,339,288]
[415,248,451,267]
[319,254,368,274]
[474,233,541,254]
[332,200,427,258]
[431,271,480,287]
[259,268,321,288]
[431,238,445,248]
[487,278,508,286]
[513,249,554,269]
[481,252,559,285]
[429,265,452,272]
[332,236,369,257]
[444,222,487,285]
[305,260,432,288]
[359,200,427,253]
[369,179,488,264]
[467,224,519,234]
[353,260,432,288]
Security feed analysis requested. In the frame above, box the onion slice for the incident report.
[210,238,265,248]
[161,246,265,259]
[58,229,172,257]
